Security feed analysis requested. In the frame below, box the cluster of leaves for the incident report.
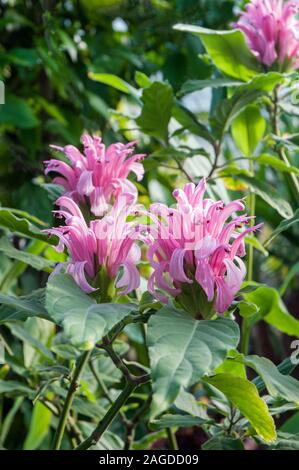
[1,0,299,451]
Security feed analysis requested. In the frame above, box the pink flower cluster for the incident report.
[45,134,261,314]
[46,193,140,295]
[234,0,299,70]
[143,179,261,314]
[45,134,145,216]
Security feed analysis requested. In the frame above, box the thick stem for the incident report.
[52,349,91,450]
[75,381,136,450]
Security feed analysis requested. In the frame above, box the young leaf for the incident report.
[136,82,173,143]
[147,306,240,417]
[174,25,260,81]
[265,208,299,246]
[88,72,137,95]
[23,401,52,450]
[231,105,266,157]
[245,355,299,404]
[205,373,276,443]
[244,286,299,337]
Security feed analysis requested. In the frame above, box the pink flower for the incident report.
[45,134,145,216]
[45,194,141,296]
[143,179,262,314]
[234,0,299,70]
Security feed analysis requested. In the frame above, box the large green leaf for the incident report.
[234,174,293,219]
[0,238,54,271]
[136,82,173,143]
[231,105,266,157]
[0,94,39,128]
[245,355,299,404]
[174,25,260,81]
[147,306,240,417]
[205,373,276,443]
[265,208,299,246]
[244,286,299,337]
[0,289,49,324]
[46,274,137,349]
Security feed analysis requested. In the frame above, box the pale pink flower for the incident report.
[45,134,145,216]
[143,179,262,314]
[234,0,299,70]
[45,194,141,295]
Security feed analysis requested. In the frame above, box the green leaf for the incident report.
[151,414,209,430]
[245,235,269,257]
[244,286,299,337]
[234,174,293,219]
[202,436,244,450]
[172,102,214,144]
[205,374,276,443]
[272,432,299,450]
[135,71,151,88]
[245,355,299,404]
[0,238,54,271]
[280,261,299,295]
[174,25,260,81]
[88,72,135,94]
[0,208,51,242]
[136,81,173,142]
[265,208,299,246]
[5,47,39,67]
[255,154,299,176]
[0,380,33,397]
[238,301,260,318]
[0,289,49,324]
[147,306,240,417]
[231,105,266,157]
[23,401,52,450]
[179,78,243,96]
[212,88,264,141]
[46,274,137,349]
[0,94,39,129]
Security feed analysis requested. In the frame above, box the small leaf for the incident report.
[23,401,52,450]
[205,374,276,443]
[265,208,299,246]
[136,82,173,142]
[88,72,135,95]
[151,414,209,430]
[179,78,243,96]
[245,355,299,404]
[202,436,244,450]
[231,105,266,157]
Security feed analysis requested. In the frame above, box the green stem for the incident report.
[241,160,256,355]
[75,381,136,450]
[166,427,179,450]
[52,349,91,450]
